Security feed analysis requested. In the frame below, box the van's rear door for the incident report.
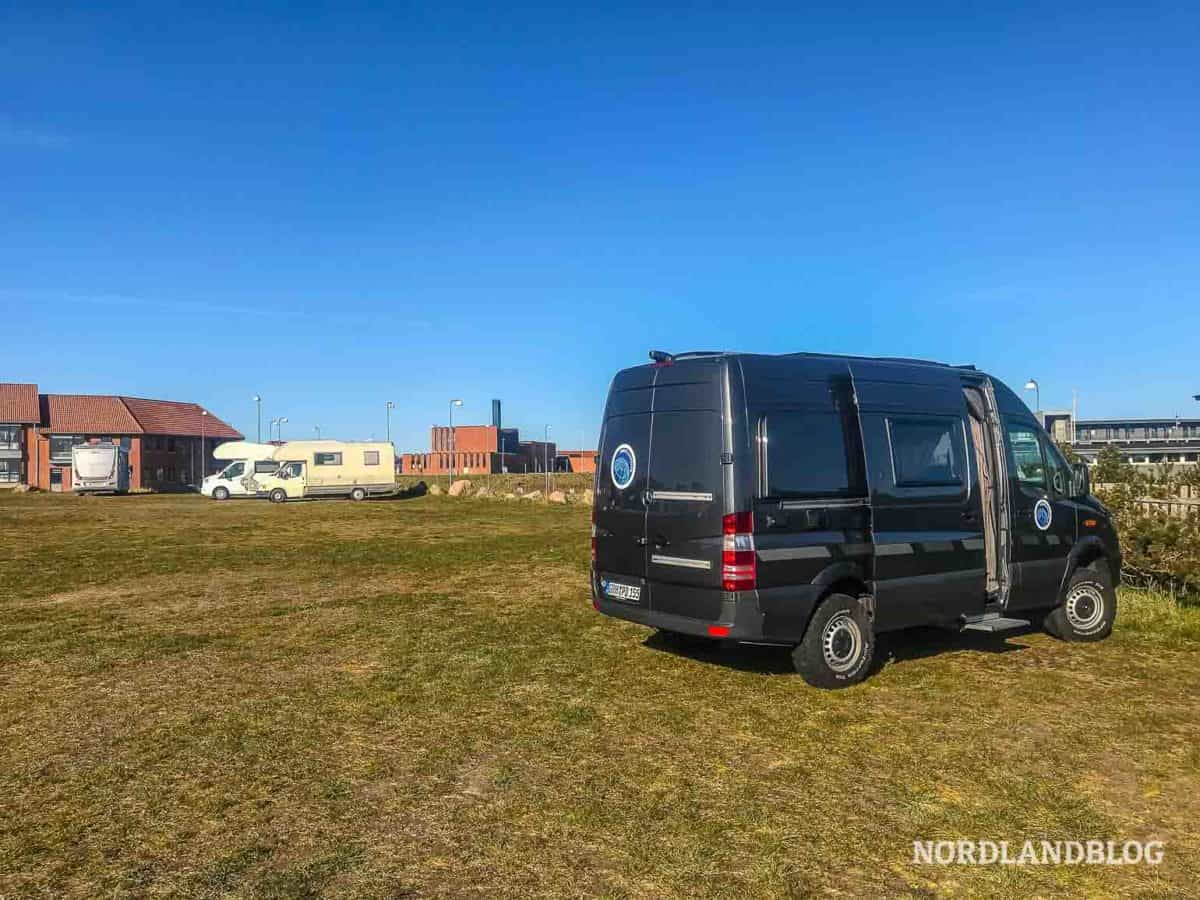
[595,367,654,604]
[644,359,727,619]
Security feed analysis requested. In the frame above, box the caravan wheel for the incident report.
[269,488,287,504]
[350,487,367,502]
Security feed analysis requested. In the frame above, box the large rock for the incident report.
[428,483,443,496]
[474,485,491,498]
[578,490,594,506]
[448,479,472,497]
[548,490,567,504]
[522,490,543,501]
[504,492,517,499]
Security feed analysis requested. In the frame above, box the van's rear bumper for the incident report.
[592,571,771,642]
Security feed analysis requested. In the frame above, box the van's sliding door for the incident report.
[850,361,988,630]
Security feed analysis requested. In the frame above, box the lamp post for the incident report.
[1024,379,1040,420]
[386,401,395,445]
[253,395,262,443]
[314,425,321,440]
[200,410,209,482]
[448,399,463,487]
[278,417,288,442]
[544,424,551,494]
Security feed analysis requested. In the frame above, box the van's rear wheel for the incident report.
[350,487,367,502]
[1044,565,1116,642]
[212,486,230,501]
[792,593,874,688]
[269,488,287,504]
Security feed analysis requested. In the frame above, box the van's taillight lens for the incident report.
[721,512,756,591]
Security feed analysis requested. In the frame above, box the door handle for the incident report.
[653,535,670,549]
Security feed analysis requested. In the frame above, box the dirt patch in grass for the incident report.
[2,491,1198,896]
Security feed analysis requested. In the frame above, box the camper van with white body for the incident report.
[254,441,396,502]
[71,442,130,494]
[202,441,283,500]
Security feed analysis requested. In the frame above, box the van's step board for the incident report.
[961,612,1031,633]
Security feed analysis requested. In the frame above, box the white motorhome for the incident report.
[71,442,130,494]
[201,441,283,500]
[255,441,396,502]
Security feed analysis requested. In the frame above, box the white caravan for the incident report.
[255,441,396,502]
[72,442,131,494]
[202,441,282,500]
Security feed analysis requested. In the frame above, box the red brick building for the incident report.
[557,450,597,474]
[0,383,241,492]
[401,424,571,475]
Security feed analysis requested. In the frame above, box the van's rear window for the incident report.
[762,412,865,499]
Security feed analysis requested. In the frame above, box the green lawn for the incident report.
[1,491,1198,897]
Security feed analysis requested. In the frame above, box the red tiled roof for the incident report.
[120,396,242,439]
[45,394,143,434]
[0,383,40,423]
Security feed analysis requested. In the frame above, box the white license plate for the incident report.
[601,579,642,603]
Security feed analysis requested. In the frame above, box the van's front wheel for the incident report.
[792,593,874,689]
[269,488,287,504]
[1044,566,1116,642]
[212,486,230,501]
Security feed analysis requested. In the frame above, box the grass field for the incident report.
[2,491,1198,898]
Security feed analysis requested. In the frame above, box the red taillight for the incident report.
[707,625,730,637]
[721,511,756,591]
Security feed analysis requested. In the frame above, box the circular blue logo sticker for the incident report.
[1034,498,1053,531]
[611,443,636,490]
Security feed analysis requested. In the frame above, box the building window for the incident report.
[0,424,21,451]
[0,459,21,482]
[314,452,343,466]
[363,450,380,466]
[49,435,82,463]
[167,437,176,452]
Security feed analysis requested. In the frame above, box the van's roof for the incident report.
[213,441,280,462]
[645,349,977,371]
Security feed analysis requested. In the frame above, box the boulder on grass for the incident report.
[474,485,491,498]
[504,492,517,499]
[428,483,443,496]
[578,490,594,506]
[549,490,567,504]
[522,490,543,501]
[448,479,472,497]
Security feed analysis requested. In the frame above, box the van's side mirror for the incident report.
[1072,462,1090,498]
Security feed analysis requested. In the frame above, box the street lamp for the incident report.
[253,395,262,443]
[1024,379,1040,418]
[200,410,209,482]
[544,424,551,494]
[270,417,289,443]
[448,399,463,486]
[314,425,321,440]
[386,401,395,444]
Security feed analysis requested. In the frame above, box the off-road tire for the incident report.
[212,486,230,501]
[792,593,874,689]
[269,488,287,504]
[1044,564,1116,642]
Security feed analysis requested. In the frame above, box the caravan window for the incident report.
[888,417,965,487]
[253,460,279,474]
[314,452,343,466]
[363,450,380,465]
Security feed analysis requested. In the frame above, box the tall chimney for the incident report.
[492,399,501,429]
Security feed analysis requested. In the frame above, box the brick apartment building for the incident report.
[0,383,241,492]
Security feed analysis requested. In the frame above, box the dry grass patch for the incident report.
[1,491,1198,897]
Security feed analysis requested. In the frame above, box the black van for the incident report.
[591,351,1121,688]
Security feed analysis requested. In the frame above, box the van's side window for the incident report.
[887,417,964,487]
[1005,423,1046,491]
[363,450,380,466]
[253,461,278,474]
[314,452,343,466]
[1043,436,1070,495]
[760,412,865,499]
[223,462,245,479]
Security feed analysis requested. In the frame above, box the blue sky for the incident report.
[4,2,1199,449]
